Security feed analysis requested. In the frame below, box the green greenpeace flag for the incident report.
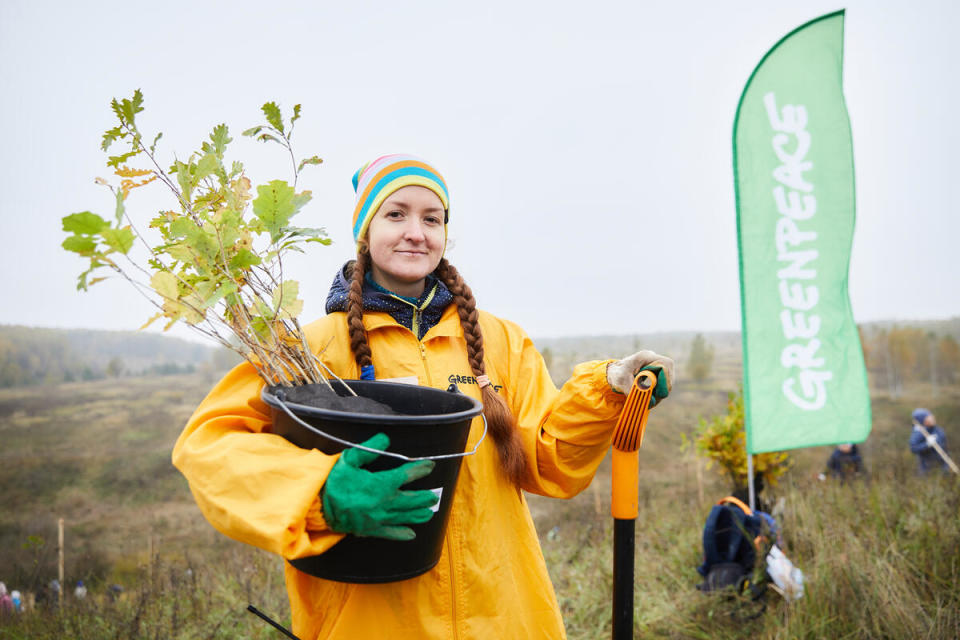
[734,10,871,454]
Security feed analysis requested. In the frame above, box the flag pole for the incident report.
[747,455,756,511]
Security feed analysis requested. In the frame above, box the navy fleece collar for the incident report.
[325,262,454,340]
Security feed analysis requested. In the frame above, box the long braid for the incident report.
[435,258,527,487]
[346,249,373,370]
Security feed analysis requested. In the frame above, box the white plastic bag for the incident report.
[765,544,804,601]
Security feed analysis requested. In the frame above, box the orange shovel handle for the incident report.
[611,370,656,520]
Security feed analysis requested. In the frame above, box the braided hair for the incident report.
[344,248,527,487]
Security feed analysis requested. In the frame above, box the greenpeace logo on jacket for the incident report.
[448,373,503,392]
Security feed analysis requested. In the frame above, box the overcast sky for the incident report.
[1,0,957,344]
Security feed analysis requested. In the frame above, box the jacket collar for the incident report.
[363,304,464,339]
[325,261,456,339]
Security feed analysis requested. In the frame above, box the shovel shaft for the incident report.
[913,425,960,474]
[932,440,960,474]
[612,518,635,640]
[610,370,656,640]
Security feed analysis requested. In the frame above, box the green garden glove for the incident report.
[606,350,674,408]
[321,433,439,541]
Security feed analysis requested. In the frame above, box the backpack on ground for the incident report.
[696,496,772,597]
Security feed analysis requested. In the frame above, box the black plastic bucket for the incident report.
[261,379,484,583]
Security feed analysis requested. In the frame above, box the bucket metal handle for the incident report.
[272,395,488,462]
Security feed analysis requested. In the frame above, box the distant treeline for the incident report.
[861,323,960,396]
[533,317,960,389]
[4,318,957,390]
[0,325,239,388]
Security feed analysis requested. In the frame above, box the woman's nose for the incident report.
[403,220,426,241]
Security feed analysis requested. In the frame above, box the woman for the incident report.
[173,154,674,639]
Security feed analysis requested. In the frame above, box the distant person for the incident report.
[74,580,87,601]
[824,443,865,482]
[0,582,13,616]
[10,590,21,613]
[909,408,950,475]
[47,579,61,608]
[107,584,124,603]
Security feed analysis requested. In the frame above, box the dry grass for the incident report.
[1,368,958,639]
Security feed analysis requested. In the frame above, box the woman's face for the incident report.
[366,185,446,298]
[925,414,936,427]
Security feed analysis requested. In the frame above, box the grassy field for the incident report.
[0,363,957,638]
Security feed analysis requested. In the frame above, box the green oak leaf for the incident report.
[249,314,271,341]
[204,281,238,308]
[149,132,163,154]
[252,180,312,242]
[208,124,231,158]
[107,149,140,169]
[272,280,303,319]
[165,242,194,263]
[195,153,220,181]
[62,211,108,235]
[115,89,144,124]
[101,126,124,151]
[114,189,126,224]
[261,102,284,134]
[297,156,323,172]
[62,235,97,254]
[229,249,261,269]
[173,160,193,201]
[101,227,135,254]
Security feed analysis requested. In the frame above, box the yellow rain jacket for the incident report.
[173,304,625,639]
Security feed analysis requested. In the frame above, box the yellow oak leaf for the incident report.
[115,166,154,178]
[151,271,179,301]
[232,176,252,202]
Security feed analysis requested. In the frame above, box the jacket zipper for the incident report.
[418,341,431,383]
[417,333,452,636]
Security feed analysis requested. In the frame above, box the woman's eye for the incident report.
[424,215,442,225]
[386,210,403,219]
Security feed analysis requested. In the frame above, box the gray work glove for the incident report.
[606,350,675,407]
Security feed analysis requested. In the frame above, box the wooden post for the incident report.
[57,518,64,608]
[696,455,704,506]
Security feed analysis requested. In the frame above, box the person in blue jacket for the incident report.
[825,443,865,482]
[909,408,949,475]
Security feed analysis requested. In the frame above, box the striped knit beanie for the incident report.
[351,154,450,247]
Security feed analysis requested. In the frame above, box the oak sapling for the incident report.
[62,90,337,388]
[682,387,791,492]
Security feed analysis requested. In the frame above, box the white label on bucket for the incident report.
[429,487,443,513]
[379,375,419,385]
